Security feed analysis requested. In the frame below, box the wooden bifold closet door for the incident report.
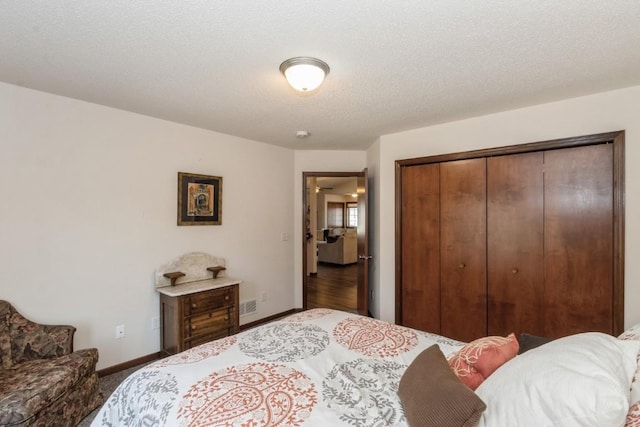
[400,163,440,333]
[400,158,488,343]
[543,144,614,336]
[396,132,624,342]
[440,159,487,342]
[486,151,544,337]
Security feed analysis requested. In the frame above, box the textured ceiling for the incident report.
[2,1,640,150]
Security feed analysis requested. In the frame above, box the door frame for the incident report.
[302,171,369,315]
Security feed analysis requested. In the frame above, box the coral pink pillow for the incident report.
[448,333,519,390]
[619,324,640,427]
[626,401,640,427]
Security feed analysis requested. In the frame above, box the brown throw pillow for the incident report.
[398,345,487,427]
[518,333,553,354]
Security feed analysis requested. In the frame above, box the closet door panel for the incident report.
[487,152,544,337]
[400,164,441,332]
[440,159,487,342]
[544,144,613,337]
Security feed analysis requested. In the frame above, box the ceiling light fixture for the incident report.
[279,57,330,92]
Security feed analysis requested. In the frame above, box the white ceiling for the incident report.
[2,1,640,150]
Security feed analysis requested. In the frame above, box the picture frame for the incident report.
[177,172,222,226]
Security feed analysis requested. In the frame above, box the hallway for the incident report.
[306,263,357,312]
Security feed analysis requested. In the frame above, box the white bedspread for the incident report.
[92,309,463,427]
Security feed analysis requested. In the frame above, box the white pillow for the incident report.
[476,332,640,427]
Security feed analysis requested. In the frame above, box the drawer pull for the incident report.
[512,268,519,274]
[458,263,466,269]
[224,295,230,301]
[224,316,229,321]
[192,303,198,309]
[191,325,197,330]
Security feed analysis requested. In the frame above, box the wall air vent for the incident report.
[239,299,257,317]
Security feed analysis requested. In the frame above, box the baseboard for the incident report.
[97,352,162,377]
[239,308,302,331]
[97,309,303,377]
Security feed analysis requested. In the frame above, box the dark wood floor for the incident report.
[306,262,357,312]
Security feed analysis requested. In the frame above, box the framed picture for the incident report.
[177,172,222,225]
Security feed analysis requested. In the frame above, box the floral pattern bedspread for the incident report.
[92,309,463,427]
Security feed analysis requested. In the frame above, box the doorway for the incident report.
[302,171,369,315]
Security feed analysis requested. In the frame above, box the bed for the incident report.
[92,309,640,427]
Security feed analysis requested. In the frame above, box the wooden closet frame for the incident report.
[394,130,625,335]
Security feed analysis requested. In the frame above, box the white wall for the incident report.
[0,82,295,369]
[371,85,640,329]
[293,151,367,308]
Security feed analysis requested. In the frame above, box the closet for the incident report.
[395,131,624,342]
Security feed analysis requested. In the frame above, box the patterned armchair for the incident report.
[0,300,103,426]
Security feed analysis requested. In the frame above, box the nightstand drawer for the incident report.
[185,307,235,337]
[183,287,234,316]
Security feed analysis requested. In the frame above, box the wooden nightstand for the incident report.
[158,277,241,356]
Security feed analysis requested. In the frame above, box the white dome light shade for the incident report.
[279,57,330,92]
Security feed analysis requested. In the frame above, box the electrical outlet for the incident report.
[151,316,160,330]
[280,232,289,241]
[115,324,125,339]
